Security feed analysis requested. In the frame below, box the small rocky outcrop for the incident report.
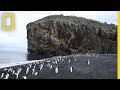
[27,15,117,55]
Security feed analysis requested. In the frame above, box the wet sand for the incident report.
[0,54,117,79]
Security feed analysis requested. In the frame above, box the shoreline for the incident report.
[0,54,117,79]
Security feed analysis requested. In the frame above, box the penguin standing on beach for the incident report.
[23,76,27,79]
[0,73,4,79]
[4,74,9,79]
[70,67,73,72]
[55,65,58,73]
[88,59,90,65]
[15,68,22,79]
[26,66,30,74]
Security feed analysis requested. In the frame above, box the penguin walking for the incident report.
[32,66,36,75]
[23,76,27,79]
[0,73,4,79]
[70,67,73,72]
[4,68,7,71]
[26,67,30,74]
[55,66,58,73]
[39,63,43,71]
[35,72,38,75]
[88,59,90,65]
[68,59,71,63]
[15,68,22,79]
[4,74,9,79]
[50,64,52,69]
[8,68,12,72]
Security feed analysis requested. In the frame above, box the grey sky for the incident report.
[0,11,117,52]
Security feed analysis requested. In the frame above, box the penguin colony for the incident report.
[0,53,116,79]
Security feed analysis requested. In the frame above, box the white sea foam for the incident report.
[0,58,51,68]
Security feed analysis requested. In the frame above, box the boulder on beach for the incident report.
[26,15,117,55]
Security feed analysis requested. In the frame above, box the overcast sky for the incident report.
[0,11,117,52]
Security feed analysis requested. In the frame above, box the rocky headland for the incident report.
[27,14,117,56]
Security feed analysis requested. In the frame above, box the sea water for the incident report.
[0,51,51,65]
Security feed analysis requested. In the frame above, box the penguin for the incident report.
[23,76,27,79]
[0,73,4,79]
[4,74,9,79]
[55,66,58,73]
[35,72,38,75]
[26,67,30,74]
[88,59,90,65]
[70,67,73,72]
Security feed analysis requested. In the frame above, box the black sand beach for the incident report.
[0,54,117,79]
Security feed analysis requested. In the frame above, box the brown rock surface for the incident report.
[27,15,117,55]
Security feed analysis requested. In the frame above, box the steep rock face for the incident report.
[27,15,117,55]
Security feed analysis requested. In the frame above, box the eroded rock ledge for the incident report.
[27,15,117,55]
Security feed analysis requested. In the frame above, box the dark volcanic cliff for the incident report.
[27,15,117,55]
